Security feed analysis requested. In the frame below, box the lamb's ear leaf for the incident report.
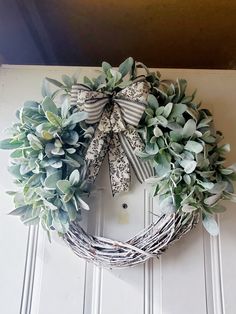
[45,77,64,88]
[203,215,219,236]
[45,111,62,127]
[69,170,80,186]
[118,57,134,77]
[0,139,23,150]
[41,96,58,115]
[8,205,29,216]
[57,180,71,194]
[102,61,112,74]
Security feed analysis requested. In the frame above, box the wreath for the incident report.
[1,57,236,268]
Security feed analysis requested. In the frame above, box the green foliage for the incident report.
[139,75,236,235]
[79,57,161,92]
[1,59,235,238]
[0,88,94,235]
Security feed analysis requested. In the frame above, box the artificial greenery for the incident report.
[0,57,235,237]
[0,87,94,235]
[138,76,236,235]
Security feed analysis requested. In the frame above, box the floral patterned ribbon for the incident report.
[71,77,154,196]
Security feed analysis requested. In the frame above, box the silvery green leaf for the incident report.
[62,156,81,167]
[147,94,159,109]
[204,193,222,206]
[197,181,214,190]
[155,106,164,116]
[185,140,203,154]
[84,76,94,88]
[169,130,182,141]
[147,117,158,127]
[64,131,79,145]
[160,196,176,214]
[195,130,202,137]
[41,79,51,97]
[145,108,154,117]
[63,111,88,126]
[176,116,186,127]
[186,107,199,120]
[44,171,62,189]
[169,103,187,119]
[197,117,213,129]
[57,180,71,194]
[182,119,196,138]
[69,169,80,186]
[22,216,40,226]
[170,142,183,153]
[182,204,197,213]
[163,102,173,118]
[180,159,197,174]
[145,143,159,154]
[219,168,234,175]
[64,201,77,221]
[0,138,23,150]
[203,215,219,236]
[150,136,157,144]
[212,204,226,213]
[51,148,65,156]
[167,122,182,131]
[102,61,112,74]
[62,74,73,88]
[41,96,58,114]
[204,135,216,144]
[208,182,227,194]
[175,79,187,102]
[8,205,29,216]
[218,144,230,154]
[197,170,215,179]
[45,111,62,126]
[135,150,152,159]
[51,161,62,168]
[156,116,168,127]
[61,98,70,119]
[45,77,64,88]
[41,130,53,140]
[183,174,191,185]
[52,214,69,233]
[109,69,122,83]
[153,126,163,137]
[76,196,90,211]
[145,175,167,184]
[66,148,76,154]
[27,134,43,150]
[43,199,58,210]
[118,57,134,77]
[63,192,74,203]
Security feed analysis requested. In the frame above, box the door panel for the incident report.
[1,65,236,314]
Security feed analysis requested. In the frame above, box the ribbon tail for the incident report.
[108,133,130,196]
[119,130,154,183]
[85,127,111,186]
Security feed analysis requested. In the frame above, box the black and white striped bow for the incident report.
[70,77,154,196]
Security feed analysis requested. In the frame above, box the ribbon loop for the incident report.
[70,77,154,195]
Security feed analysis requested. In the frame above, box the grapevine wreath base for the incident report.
[64,213,199,268]
[1,57,235,268]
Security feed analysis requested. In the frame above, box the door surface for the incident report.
[0,65,236,314]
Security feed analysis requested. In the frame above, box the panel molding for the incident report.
[203,215,225,314]
[83,189,104,314]
[143,190,154,314]
[20,225,39,314]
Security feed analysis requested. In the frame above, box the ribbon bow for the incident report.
[70,77,154,196]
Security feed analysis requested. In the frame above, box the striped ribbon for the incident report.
[70,77,154,196]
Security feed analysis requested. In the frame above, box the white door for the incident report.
[0,65,236,314]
